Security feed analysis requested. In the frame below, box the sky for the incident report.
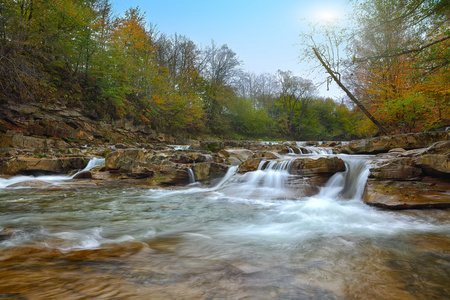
[112,0,352,98]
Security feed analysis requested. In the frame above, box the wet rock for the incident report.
[6,180,57,189]
[369,158,422,180]
[0,157,89,175]
[237,158,263,173]
[72,171,93,179]
[289,156,346,176]
[193,162,210,181]
[364,177,450,209]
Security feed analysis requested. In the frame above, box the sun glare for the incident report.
[318,10,338,22]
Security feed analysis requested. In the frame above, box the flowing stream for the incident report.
[0,153,449,299]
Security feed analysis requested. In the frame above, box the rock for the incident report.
[0,134,69,150]
[6,180,57,189]
[237,158,263,173]
[192,162,229,182]
[219,149,253,165]
[193,162,211,181]
[415,154,450,177]
[72,171,93,179]
[364,177,450,209]
[252,151,280,159]
[0,157,89,175]
[369,158,422,180]
[172,152,213,164]
[343,131,449,154]
[289,156,346,176]
[388,148,406,153]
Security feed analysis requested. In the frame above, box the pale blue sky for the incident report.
[112,0,351,98]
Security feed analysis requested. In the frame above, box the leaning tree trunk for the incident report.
[312,47,389,136]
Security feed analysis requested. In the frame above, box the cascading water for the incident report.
[214,159,296,200]
[0,149,449,299]
[0,157,105,188]
[318,155,371,200]
[187,167,196,184]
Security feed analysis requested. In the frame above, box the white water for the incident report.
[1,150,449,299]
[187,167,196,184]
[0,157,105,189]
[168,145,191,150]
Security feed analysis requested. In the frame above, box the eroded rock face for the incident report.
[0,157,89,175]
[365,140,450,209]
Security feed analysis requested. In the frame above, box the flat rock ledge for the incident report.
[364,140,450,209]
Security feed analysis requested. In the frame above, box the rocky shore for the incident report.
[0,130,449,210]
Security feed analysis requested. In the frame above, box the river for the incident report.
[0,153,449,299]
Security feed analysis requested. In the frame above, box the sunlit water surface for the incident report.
[0,156,449,299]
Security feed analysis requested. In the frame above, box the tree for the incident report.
[277,70,317,137]
[348,0,450,132]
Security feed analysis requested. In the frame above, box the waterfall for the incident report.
[187,168,196,184]
[212,159,296,199]
[318,156,371,200]
[212,154,371,202]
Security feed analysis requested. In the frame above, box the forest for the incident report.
[0,0,449,141]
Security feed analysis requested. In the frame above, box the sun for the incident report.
[317,10,339,22]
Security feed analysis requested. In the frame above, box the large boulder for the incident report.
[218,149,253,165]
[237,158,263,173]
[192,162,229,182]
[289,156,346,176]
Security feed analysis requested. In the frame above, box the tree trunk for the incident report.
[312,47,389,135]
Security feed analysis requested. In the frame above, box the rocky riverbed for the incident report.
[1,131,449,209]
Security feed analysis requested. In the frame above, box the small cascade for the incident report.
[319,156,371,200]
[298,146,333,155]
[287,147,295,154]
[215,159,296,199]
[0,158,105,188]
[168,145,191,151]
[211,166,238,190]
[71,157,105,178]
[187,168,196,184]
